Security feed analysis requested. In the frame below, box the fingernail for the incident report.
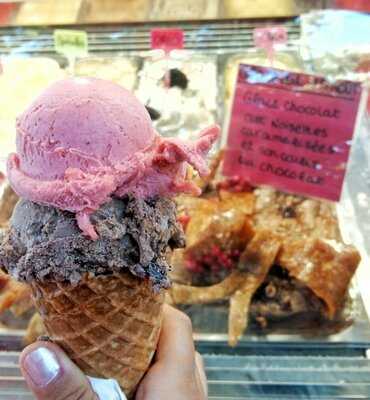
[23,347,61,387]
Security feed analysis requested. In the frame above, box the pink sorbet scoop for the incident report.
[7,77,220,239]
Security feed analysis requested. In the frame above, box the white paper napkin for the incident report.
[88,376,127,400]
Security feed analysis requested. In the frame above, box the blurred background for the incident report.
[0,0,368,26]
[0,1,370,399]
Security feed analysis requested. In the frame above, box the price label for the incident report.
[253,26,288,49]
[254,26,287,63]
[54,29,88,57]
[223,64,364,202]
[151,28,184,53]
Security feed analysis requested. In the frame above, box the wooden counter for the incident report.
[0,0,327,26]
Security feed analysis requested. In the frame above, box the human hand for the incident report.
[136,305,207,400]
[20,305,207,400]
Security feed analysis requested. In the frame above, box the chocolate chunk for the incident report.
[255,315,268,329]
[250,265,325,324]
[0,196,185,290]
[265,283,277,298]
[145,105,161,121]
[169,68,189,89]
[281,294,292,311]
[38,335,52,342]
[282,206,296,218]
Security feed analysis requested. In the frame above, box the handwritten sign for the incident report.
[223,65,363,202]
[151,28,184,53]
[54,29,88,57]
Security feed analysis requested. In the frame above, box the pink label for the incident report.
[151,28,184,52]
[223,65,362,202]
[254,26,287,49]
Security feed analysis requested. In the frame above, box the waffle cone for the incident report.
[30,271,164,398]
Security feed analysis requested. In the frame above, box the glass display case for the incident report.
[0,2,369,399]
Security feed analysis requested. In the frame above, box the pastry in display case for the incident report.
[0,270,32,327]
[169,154,361,346]
[135,52,219,142]
[0,185,18,228]
[74,56,140,92]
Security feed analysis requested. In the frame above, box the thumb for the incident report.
[20,341,98,400]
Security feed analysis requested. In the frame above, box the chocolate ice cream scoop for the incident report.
[0,196,185,290]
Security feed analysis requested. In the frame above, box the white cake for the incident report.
[74,57,139,92]
[136,52,218,142]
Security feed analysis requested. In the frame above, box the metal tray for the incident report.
[189,294,370,348]
[3,344,370,399]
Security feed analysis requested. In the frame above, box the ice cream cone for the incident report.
[0,77,218,397]
[30,271,164,398]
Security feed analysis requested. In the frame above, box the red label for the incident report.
[334,0,370,12]
[150,28,184,52]
[223,65,363,202]
[0,3,16,25]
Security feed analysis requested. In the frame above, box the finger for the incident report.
[20,341,98,400]
[136,305,200,400]
[195,352,208,398]
[155,304,196,372]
